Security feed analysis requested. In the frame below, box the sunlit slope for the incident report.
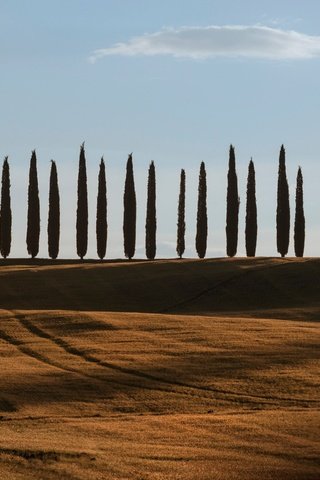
[1,310,318,415]
[0,257,319,319]
[0,310,319,479]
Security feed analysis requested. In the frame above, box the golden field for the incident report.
[0,257,318,479]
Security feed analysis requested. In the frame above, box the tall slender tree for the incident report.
[276,144,290,257]
[47,160,60,259]
[26,150,40,258]
[226,145,239,257]
[176,169,186,259]
[245,159,257,257]
[123,153,136,259]
[294,167,305,258]
[96,157,107,260]
[0,157,12,258]
[145,161,156,260]
[76,143,88,260]
[195,162,207,259]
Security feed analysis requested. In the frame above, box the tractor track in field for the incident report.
[159,257,307,314]
[0,311,216,405]
[6,310,316,408]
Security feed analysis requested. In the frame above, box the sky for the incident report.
[1,0,320,259]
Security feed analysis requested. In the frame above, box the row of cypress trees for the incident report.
[0,143,305,260]
[193,144,304,259]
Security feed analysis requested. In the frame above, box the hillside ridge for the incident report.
[0,257,319,320]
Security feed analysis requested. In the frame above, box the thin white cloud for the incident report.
[89,25,320,62]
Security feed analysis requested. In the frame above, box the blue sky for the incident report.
[1,0,320,258]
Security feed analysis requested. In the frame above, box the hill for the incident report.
[0,257,319,319]
[0,258,318,479]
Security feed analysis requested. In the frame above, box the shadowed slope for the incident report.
[0,257,319,319]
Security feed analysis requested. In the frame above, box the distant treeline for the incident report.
[0,143,305,260]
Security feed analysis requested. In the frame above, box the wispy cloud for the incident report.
[89,25,320,62]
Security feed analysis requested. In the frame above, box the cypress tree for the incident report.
[195,161,207,259]
[76,143,88,260]
[0,157,12,258]
[145,161,156,260]
[276,144,290,257]
[123,153,136,259]
[245,159,257,257]
[176,169,186,259]
[47,160,60,259]
[226,145,239,257]
[294,167,305,257]
[96,157,107,260]
[26,150,40,258]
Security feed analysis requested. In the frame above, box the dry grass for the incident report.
[0,258,319,479]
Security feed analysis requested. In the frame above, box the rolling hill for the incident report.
[0,256,319,319]
[0,257,319,479]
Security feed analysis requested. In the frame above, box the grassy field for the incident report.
[0,257,319,479]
